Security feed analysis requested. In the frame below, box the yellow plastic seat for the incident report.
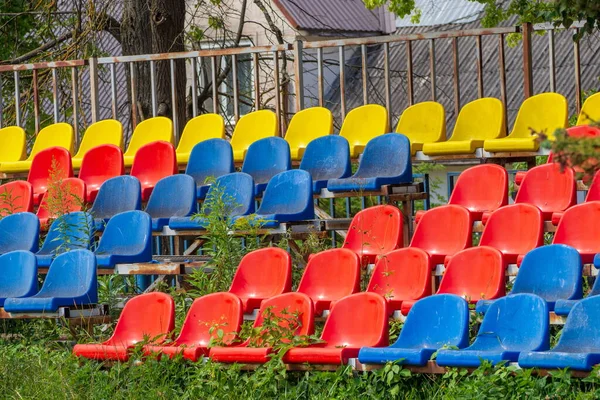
[0,126,27,163]
[339,104,389,158]
[230,110,278,162]
[484,93,567,153]
[176,113,225,165]
[395,102,446,155]
[577,92,600,126]
[0,123,74,173]
[72,119,124,169]
[422,98,505,156]
[123,116,173,167]
[285,107,333,160]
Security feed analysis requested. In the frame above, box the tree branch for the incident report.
[0,30,76,65]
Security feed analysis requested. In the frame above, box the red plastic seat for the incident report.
[401,246,505,315]
[229,247,292,313]
[448,164,508,220]
[296,248,360,316]
[409,205,473,265]
[479,204,544,265]
[552,202,600,264]
[73,292,175,361]
[144,292,243,361]
[27,147,73,205]
[130,141,177,202]
[209,292,314,363]
[514,163,576,220]
[0,180,33,216]
[547,125,600,163]
[366,248,432,313]
[78,144,124,203]
[342,205,403,266]
[36,177,86,230]
[283,293,388,365]
[585,170,600,202]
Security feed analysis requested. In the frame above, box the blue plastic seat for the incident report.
[327,133,412,192]
[4,249,97,313]
[145,175,196,232]
[169,172,255,230]
[95,210,152,268]
[299,136,352,194]
[555,265,600,316]
[36,212,95,267]
[0,212,39,254]
[358,295,470,366]
[519,296,600,371]
[0,251,38,307]
[437,294,550,368]
[241,137,291,196]
[244,169,314,228]
[185,138,234,199]
[476,244,582,314]
[89,176,142,231]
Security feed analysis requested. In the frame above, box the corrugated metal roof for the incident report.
[273,0,386,33]
[396,0,484,28]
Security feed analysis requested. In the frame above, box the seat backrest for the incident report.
[395,294,469,349]
[230,110,278,157]
[130,141,177,185]
[39,249,97,300]
[586,170,600,202]
[0,212,39,253]
[229,247,292,300]
[28,123,75,159]
[553,202,600,258]
[547,125,600,163]
[252,293,315,342]
[395,101,446,145]
[450,98,505,141]
[513,244,582,302]
[299,135,351,181]
[339,105,389,149]
[124,117,174,156]
[510,93,568,140]
[108,292,175,346]
[367,248,432,302]
[176,292,243,346]
[78,144,124,188]
[437,246,505,302]
[75,119,123,159]
[556,296,600,352]
[576,92,600,126]
[410,205,473,258]
[479,204,543,258]
[96,210,152,258]
[185,138,234,186]
[449,164,508,214]
[90,176,142,219]
[297,248,360,301]
[241,137,291,185]
[0,251,37,299]
[353,133,412,181]
[256,170,314,219]
[0,180,33,216]
[177,113,225,154]
[0,126,26,162]
[475,293,549,351]
[343,205,403,259]
[321,293,388,347]
[27,147,73,191]
[37,178,86,221]
[202,172,255,217]
[38,211,94,254]
[515,163,576,214]
[145,175,196,219]
[284,107,333,151]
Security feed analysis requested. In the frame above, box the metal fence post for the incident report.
[522,23,534,98]
[89,57,99,123]
[293,40,304,112]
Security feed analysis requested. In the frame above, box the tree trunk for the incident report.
[149,0,186,137]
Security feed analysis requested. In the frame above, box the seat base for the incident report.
[483,137,539,152]
[358,347,435,366]
[422,140,482,156]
